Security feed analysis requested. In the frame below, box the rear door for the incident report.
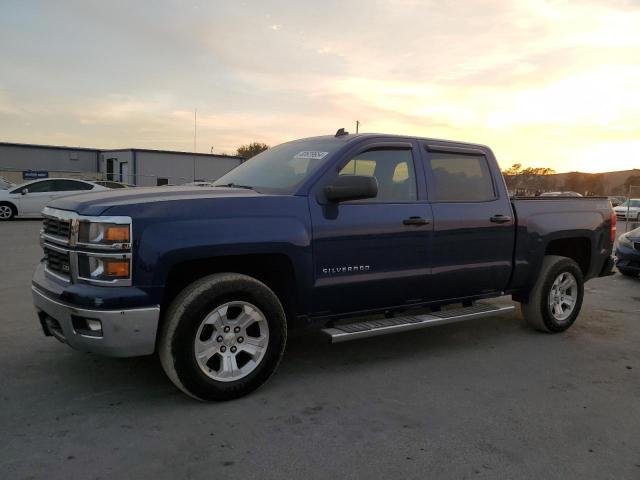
[422,144,514,300]
[309,140,433,315]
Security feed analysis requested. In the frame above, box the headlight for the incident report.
[78,255,131,282]
[78,221,130,247]
[618,234,633,248]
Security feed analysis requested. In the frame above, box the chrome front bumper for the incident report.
[32,285,160,357]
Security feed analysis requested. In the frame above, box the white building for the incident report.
[0,142,244,186]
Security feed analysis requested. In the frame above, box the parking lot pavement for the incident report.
[1,219,638,480]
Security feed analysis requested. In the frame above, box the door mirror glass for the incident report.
[21,188,28,195]
[324,175,378,202]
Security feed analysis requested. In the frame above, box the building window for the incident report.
[106,158,116,181]
[157,178,169,186]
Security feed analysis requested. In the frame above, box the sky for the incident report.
[0,0,639,173]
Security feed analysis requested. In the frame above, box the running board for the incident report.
[322,302,515,343]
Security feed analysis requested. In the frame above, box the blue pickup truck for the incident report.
[32,132,616,400]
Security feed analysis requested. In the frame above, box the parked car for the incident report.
[615,226,640,277]
[32,132,615,400]
[613,199,640,221]
[540,191,583,197]
[94,180,129,189]
[183,181,216,187]
[0,176,15,190]
[0,178,108,220]
[608,196,626,207]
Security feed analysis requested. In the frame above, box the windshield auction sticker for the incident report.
[294,151,329,160]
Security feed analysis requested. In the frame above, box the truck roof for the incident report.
[291,132,491,151]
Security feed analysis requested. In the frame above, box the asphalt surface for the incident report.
[1,219,639,480]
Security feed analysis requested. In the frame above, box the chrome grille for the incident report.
[43,216,71,239]
[44,246,71,277]
[40,207,133,286]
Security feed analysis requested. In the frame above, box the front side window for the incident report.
[339,148,417,203]
[13,180,54,193]
[427,152,495,202]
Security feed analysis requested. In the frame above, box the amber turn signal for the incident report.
[105,260,130,277]
[105,226,129,242]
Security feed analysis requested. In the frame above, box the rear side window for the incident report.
[427,152,495,202]
[51,180,93,191]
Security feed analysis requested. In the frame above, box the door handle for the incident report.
[403,216,430,226]
[490,214,512,224]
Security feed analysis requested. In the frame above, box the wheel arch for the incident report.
[544,237,591,276]
[160,253,299,326]
[0,201,18,218]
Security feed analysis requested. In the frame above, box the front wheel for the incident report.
[520,255,584,333]
[159,273,287,401]
[0,202,16,221]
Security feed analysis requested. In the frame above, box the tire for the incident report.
[0,202,16,221]
[158,273,287,401]
[520,255,584,333]
[618,268,639,278]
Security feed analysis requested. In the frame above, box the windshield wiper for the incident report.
[214,182,255,190]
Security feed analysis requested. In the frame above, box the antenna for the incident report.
[356,120,360,134]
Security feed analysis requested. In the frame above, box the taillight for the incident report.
[610,211,617,242]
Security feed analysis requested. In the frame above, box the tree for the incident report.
[502,164,556,195]
[236,142,269,159]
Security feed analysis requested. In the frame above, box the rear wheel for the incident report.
[159,273,287,401]
[618,267,639,278]
[0,202,16,220]
[520,255,584,333]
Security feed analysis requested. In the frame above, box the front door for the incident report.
[423,145,515,300]
[13,180,57,216]
[309,141,433,316]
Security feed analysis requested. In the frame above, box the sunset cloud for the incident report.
[0,0,638,172]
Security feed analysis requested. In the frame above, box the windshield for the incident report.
[619,200,640,208]
[215,139,343,194]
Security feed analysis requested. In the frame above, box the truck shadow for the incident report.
[47,308,530,403]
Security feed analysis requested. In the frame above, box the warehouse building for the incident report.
[99,148,243,186]
[0,142,244,186]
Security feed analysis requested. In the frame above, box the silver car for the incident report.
[614,199,640,221]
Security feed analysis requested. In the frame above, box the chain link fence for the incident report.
[622,184,640,233]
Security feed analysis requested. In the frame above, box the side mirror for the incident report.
[21,188,28,195]
[324,175,378,203]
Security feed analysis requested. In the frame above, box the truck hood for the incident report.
[49,186,264,216]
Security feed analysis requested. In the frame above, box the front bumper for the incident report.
[32,285,160,357]
[615,242,640,273]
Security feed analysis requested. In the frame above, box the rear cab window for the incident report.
[424,149,496,202]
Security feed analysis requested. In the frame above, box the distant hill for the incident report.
[550,169,640,195]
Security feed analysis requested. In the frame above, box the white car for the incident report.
[614,199,640,221]
[0,178,108,220]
